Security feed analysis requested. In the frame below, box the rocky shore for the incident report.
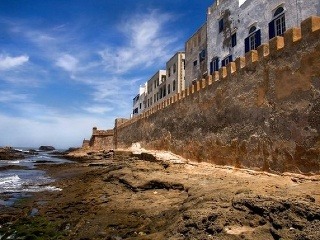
[1,149,320,239]
[0,147,25,160]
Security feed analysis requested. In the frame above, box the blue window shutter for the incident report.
[210,61,213,75]
[229,55,233,63]
[269,20,275,39]
[256,29,261,47]
[245,36,250,53]
[231,33,237,47]
[221,59,225,67]
[219,19,224,32]
[215,58,219,71]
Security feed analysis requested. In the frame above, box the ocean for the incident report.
[0,148,72,206]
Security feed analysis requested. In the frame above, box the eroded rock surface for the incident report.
[1,151,320,239]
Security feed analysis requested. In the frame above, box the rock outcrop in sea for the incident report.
[39,146,55,151]
[0,147,25,160]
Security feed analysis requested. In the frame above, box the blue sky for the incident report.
[0,0,212,148]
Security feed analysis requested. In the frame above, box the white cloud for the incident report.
[99,10,179,74]
[56,54,79,72]
[0,9,183,148]
[83,105,113,114]
[0,91,30,103]
[0,54,29,71]
[0,113,114,149]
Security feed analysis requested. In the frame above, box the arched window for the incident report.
[269,6,286,39]
[245,25,261,53]
[274,7,284,17]
[249,26,256,34]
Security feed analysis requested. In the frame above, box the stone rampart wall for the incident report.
[82,139,90,148]
[87,128,114,150]
[115,16,320,174]
[92,129,114,136]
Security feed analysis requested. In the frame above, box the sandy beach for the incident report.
[1,150,320,239]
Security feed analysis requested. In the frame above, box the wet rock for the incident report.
[0,147,25,160]
[39,146,55,151]
[0,165,29,171]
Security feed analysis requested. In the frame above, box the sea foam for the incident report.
[0,174,21,185]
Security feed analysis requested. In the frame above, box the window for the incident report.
[249,26,256,34]
[161,75,166,83]
[133,108,138,114]
[168,84,171,94]
[219,18,224,33]
[275,14,286,36]
[193,60,198,66]
[163,85,166,97]
[182,59,185,69]
[245,26,261,53]
[173,63,176,73]
[210,57,219,74]
[231,32,237,47]
[173,80,176,92]
[269,6,286,39]
[154,94,156,103]
[168,67,171,77]
[199,50,206,62]
[139,103,142,109]
[221,55,232,67]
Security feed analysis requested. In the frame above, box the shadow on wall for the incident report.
[115,16,320,174]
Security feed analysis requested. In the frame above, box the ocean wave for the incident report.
[0,160,20,165]
[22,185,62,192]
[1,185,62,193]
[0,174,21,185]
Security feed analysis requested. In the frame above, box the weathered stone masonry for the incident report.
[115,16,320,174]
[83,127,114,150]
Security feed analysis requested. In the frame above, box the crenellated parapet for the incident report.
[85,127,114,150]
[117,16,320,130]
[92,127,114,137]
[82,139,90,148]
[114,15,320,174]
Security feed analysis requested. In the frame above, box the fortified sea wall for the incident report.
[83,127,114,150]
[115,16,320,174]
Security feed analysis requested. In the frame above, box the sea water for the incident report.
[0,148,72,206]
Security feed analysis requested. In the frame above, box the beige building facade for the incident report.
[132,52,186,116]
[185,23,207,88]
[145,70,167,110]
[164,51,185,100]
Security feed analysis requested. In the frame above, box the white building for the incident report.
[132,83,147,118]
[131,52,186,116]
[207,0,320,74]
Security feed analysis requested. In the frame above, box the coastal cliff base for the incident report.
[1,151,320,239]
